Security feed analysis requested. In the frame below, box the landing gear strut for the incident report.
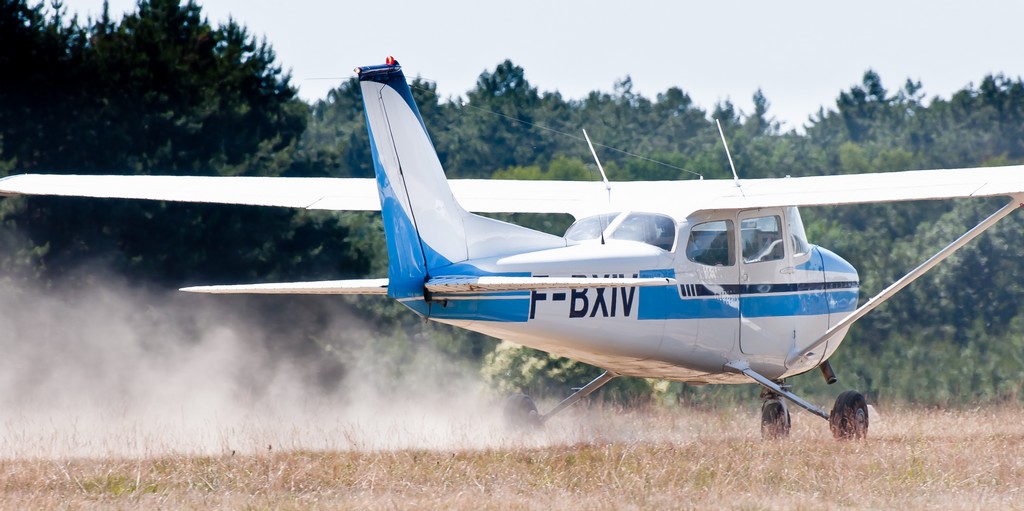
[502,371,618,429]
[726,361,869,440]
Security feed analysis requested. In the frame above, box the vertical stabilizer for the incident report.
[357,60,466,302]
[356,58,564,306]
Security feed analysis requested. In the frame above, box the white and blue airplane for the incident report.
[3,58,1024,439]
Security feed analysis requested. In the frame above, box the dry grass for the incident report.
[1,404,1022,510]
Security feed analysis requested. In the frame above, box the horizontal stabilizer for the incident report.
[180,278,388,295]
[425,275,675,294]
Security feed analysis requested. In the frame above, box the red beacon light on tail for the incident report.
[354,56,399,76]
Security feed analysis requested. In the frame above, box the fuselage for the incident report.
[355,62,859,385]
[416,207,859,384]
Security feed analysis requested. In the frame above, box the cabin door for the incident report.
[738,209,797,356]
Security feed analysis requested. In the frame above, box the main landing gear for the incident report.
[504,363,869,440]
[830,390,869,440]
[760,388,791,439]
[503,393,542,429]
[728,360,869,440]
[758,384,868,439]
[503,371,618,429]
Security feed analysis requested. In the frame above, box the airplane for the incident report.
[2,57,1024,440]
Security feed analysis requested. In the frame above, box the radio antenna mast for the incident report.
[582,128,612,244]
[715,118,741,187]
[582,129,611,197]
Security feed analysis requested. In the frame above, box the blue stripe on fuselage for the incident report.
[638,285,858,320]
[419,266,858,323]
[740,291,830,317]
[427,293,531,322]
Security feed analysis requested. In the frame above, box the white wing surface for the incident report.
[0,174,381,210]
[454,165,1024,216]
[3,165,1023,219]
[0,174,598,216]
[703,165,1024,210]
[582,165,1024,216]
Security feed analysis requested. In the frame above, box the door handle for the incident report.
[779,267,795,275]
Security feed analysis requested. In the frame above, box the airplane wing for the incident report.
[456,164,1023,215]
[3,165,1022,220]
[0,174,382,210]
[0,174,598,217]
[581,164,1024,216]
[701,164,1024,210]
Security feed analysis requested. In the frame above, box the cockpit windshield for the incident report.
[564,212,677,251]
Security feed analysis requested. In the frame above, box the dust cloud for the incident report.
[0,272,539,458]
[0,268,730,460]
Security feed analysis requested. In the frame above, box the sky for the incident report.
[55,0,1024,131]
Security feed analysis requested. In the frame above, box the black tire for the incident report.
[503,393,542,430]
[760,399,791,440]
[830,390,869,440]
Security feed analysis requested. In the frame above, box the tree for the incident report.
[0,0,324,284]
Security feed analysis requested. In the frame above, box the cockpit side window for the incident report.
[686,220,735,266]
[741,215,784,263]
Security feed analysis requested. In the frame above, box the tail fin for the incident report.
[356,58,562,304]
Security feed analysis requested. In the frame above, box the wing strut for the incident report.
[788,197,1023,367]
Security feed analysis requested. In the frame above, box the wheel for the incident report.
[760,398,791,439]
[830,390,869,440]
[503,393,542,429]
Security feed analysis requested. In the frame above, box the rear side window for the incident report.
[608,213,677,251]
[686,220,734,266]
[565,212,677,251]
[565,213,620,242]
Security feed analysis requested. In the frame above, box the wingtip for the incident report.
[0,174,19,195]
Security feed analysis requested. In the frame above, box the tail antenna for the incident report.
[715,118,741,187]
[582,129,611,203]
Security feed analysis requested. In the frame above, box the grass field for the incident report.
[1,403,1022,510]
